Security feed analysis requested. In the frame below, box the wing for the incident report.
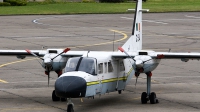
[0,50,46,57]
[155,52,200,60]
[61,51,86,57]
[112,51,200,61]
[0,50,85,59]
[111,52,138,59]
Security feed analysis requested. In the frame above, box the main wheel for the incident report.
[118,90,122,94]
[141,92,147,104]
[67,104,74,112]
[150,92,156,104]
[52,90,60,101]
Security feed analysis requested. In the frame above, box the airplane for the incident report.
[1,0,200,112]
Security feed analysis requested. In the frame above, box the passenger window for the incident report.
[104,62,107,73]
[108,61,113,73]
[98,63,103,74]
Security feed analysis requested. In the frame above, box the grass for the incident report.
[0,0,200,15]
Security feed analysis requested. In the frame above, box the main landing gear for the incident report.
[141,72,159,104]
[52,92,74,112]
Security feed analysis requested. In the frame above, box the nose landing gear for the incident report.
[67,98,74,112]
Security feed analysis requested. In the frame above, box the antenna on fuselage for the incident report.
[168,48,171,52]
[87,51,90,57]
[113,31,115,51]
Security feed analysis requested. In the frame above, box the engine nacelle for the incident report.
[16,55,26,59]
[181,58,189,62]
[42,53,68,71]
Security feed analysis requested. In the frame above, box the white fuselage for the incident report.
[55,50,160,98]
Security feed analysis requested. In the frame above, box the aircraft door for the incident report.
[96,63,103,94]
[116,60,125,90]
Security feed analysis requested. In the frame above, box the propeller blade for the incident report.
[45,70,50,87]
[48,73,50,87]
[63,48,71,53]
[51,48,70,60]
[118,47,136,61]
[25,49,44,60]
[118,47,124,52]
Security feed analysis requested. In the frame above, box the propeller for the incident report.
[118,47,151,86]
[118,47,153,70]
[118,47,136,61]
[25,49,44,60]
[25,48,70,86]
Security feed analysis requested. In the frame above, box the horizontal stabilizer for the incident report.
[127,9,149,12]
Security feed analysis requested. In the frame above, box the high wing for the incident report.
[0,50,85,58]
[61,51,86,57]
[0,50,46,57]
[111,52,137,59]
[155,52,200,60]
[112,51,200,60]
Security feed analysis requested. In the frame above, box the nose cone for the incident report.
[55,76,86,98]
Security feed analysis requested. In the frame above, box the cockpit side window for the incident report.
[65,57,80,72]
[65,57,97,75]
[78,58,95,75]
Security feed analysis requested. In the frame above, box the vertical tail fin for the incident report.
[122,0,145,52]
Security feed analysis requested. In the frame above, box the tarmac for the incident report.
[0,12,200,112]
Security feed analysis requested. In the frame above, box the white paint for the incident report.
[132,76,200,79]
[121,17,168,24]
[185,15,200,19]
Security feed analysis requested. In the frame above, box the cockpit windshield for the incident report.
[65,57,96,75]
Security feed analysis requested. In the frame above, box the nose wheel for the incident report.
[67,98,74,112]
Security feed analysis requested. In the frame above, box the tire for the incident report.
[141,92,147,104]
[52,90,60,101]
[118,90,122,94]
[67,104,74,112]
[150,92,156,104]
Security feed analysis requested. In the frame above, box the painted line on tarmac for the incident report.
[6,80,56,84]
[70,29,127,48]
[0,58,37,68]
[121,17,168,25]
[0,58,37,83]
[1,107,52,112]
[0,79,8,83]
[185,15,200,19]
[0,30,127,83]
